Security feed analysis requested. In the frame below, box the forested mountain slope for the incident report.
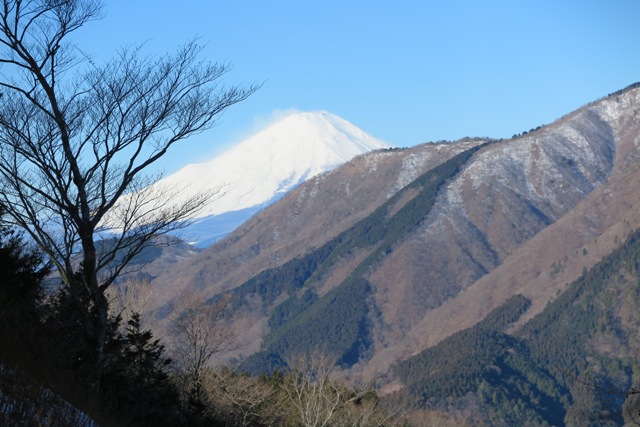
[395,224,640,426]
[145,84,640,403]
[147,139,484,317]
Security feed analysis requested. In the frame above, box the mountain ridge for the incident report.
[140,83,640,425]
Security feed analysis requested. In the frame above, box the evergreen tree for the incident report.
[0,207,50,363]
[101,312,181,426]
[0,211,49,318]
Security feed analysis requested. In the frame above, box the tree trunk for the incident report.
[80,230,108,391]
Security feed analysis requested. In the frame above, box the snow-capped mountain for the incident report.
[162,111,392,246]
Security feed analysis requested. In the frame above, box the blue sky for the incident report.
[77,1,640,174]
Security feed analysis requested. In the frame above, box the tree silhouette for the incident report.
[0,0,257,388]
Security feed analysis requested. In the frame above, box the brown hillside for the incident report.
[146,141,483,317]
[144,86,640,384]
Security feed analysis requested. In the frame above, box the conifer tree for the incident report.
[101,312,180,426]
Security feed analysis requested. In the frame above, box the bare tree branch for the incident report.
[0,0,257,390]
[106,275,154,329]
[284,349,407,427]
[170,295,233,404]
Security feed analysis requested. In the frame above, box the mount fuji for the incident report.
[160,111,392,246]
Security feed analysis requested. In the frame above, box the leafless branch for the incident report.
[170,294,233,404]
[0,0,257,389]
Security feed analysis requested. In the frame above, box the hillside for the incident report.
[394,223,640,425]
[141,84,640,424]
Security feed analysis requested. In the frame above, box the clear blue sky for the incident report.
[76,1,640,174]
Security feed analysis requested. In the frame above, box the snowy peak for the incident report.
[222,111,390,179]
[254,111,389,164]
[159,110,392,220]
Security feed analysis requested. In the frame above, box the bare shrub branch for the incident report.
[199,368,290,427]
[284,349,406,427]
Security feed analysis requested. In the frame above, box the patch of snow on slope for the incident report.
[390,151,430,196]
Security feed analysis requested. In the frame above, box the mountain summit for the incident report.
[161,111,392,245]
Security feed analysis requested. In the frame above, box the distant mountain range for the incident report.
[140,83,640,425]
[155,111,391,246]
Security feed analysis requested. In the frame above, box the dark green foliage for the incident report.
[395,295,532,396]
[277,277,370,364]
[242,277,371,373]
[0,211,203,426]
[42,284,98,379]
[240,351,288,376]
[0,210,56,364]
[479,294,532,331]
[512,227,640,425]
[29,284,201,426]
[0,222,49,324]
[0,212,85,425]
[607,81,640,98]
[268,288,318,331]
[100,313,181,426]
[0,228,52,381]
[221,253,327,310]
[394,295,564,426]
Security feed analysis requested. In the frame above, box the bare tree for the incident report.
[0,0,257,387]
[201,368,290,427]
[107,276,154,328]
[285,350,406,427]
[171,295,232,404]
[341,387,407,427]
[285,350,356,427]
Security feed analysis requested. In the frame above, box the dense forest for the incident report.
[393,226,640,426]
[232,144,488,374]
